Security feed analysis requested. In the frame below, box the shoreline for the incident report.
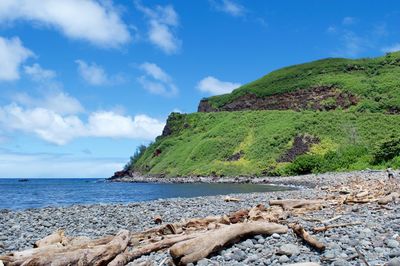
[1,170,399,265]
[108,169,385,188]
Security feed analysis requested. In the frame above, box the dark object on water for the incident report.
[18,179,29,182]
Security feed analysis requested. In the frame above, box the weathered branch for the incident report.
[170,222,288,265]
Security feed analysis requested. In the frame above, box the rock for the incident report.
[332,259,351,266]
[241,239,254,249]
[196,259,209,266]
[387,258,400,266]
[387,240,400,248]
[272,233,281,239]
[278,244,300,256]
[279,255,290,263]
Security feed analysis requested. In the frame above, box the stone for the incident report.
[332,259,351,266]
[387,240,400,248]
[272,233,281,239]
[278,255,290,263]
[388,258,400,266]
[278,244,300,256]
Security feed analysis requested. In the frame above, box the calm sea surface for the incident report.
[0,178,290,210]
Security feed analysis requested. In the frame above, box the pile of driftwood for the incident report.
[0,178,398,266]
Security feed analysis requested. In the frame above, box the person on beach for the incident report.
[387,167,395,180]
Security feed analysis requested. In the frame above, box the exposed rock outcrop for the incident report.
[198,86,358,112]
[277,135,320,163]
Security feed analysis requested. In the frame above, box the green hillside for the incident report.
[206,51,400,113]
[124,52,400,177]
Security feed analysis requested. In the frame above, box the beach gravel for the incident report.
[0,171,399,265]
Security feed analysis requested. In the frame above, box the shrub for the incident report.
[284,154,323,175]
[124,144,147,170]
[372,137,400,164]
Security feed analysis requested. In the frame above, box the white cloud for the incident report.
[0,0,131,48]
[138,62,178,96]
[87,112,164,139]
[13,91,84,115]
[210,0,246,17]
[75,59,124,86]
[0,36,34,81]
[382,44,400,53]
[24,63,56,81]
[342,17,356,26]
[135,2,181,54]
[0,152,125,178]
[197,76,241,95]
[76,60,108,85]
[0,93,165,145]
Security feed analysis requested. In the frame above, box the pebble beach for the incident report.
[1,171,400,266]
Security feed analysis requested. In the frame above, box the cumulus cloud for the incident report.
[24,63,56,81]
[138,62,178,96]
[382,44,400,53]
[0,36,34,81]
[135,1,181,54]
[75,60,108,85]
[0,93,165,145]
[0,0,131,48]
[210,0,246,17]
[197,76,241,95]
[75,60,124,86]
[13,91,84,115]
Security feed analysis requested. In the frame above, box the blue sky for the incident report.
[0,0,399,178]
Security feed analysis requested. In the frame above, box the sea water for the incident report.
[0,178,290,210]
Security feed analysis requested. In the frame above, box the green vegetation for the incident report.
[124,52,400,177]
[206,52,400,113]
[124,144,148,171]
[130,110,400,177]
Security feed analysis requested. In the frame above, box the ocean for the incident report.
[0,178,289,210]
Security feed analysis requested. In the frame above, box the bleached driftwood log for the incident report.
[34,230,65,248]
[1,230,129,266]
[269,199,324,210]
[377,192,399,205]
[170,222,288,265]
[291,224,325,251]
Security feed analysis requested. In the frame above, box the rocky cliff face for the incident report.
[198,86,358,112]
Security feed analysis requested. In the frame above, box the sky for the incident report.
[0,0,399,178]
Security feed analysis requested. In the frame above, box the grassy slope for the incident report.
[207,52,400,113]
[129,52,400,177]
[133,111,400,177]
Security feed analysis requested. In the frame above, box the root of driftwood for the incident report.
[170,222,288,265]
[20,230,130,266]
[291,224,325,252]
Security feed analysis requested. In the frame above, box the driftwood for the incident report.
[108,234,199,266]
[34,230,65,248]
[269,199,324,210]
[1,177,399,265]
[286,263,320,266]
[20,230,130,266]
[313,222,362,233]
[377,192,399,205]
[224,196,240,202]
[170,222,288,265]
[291,224,325,251]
